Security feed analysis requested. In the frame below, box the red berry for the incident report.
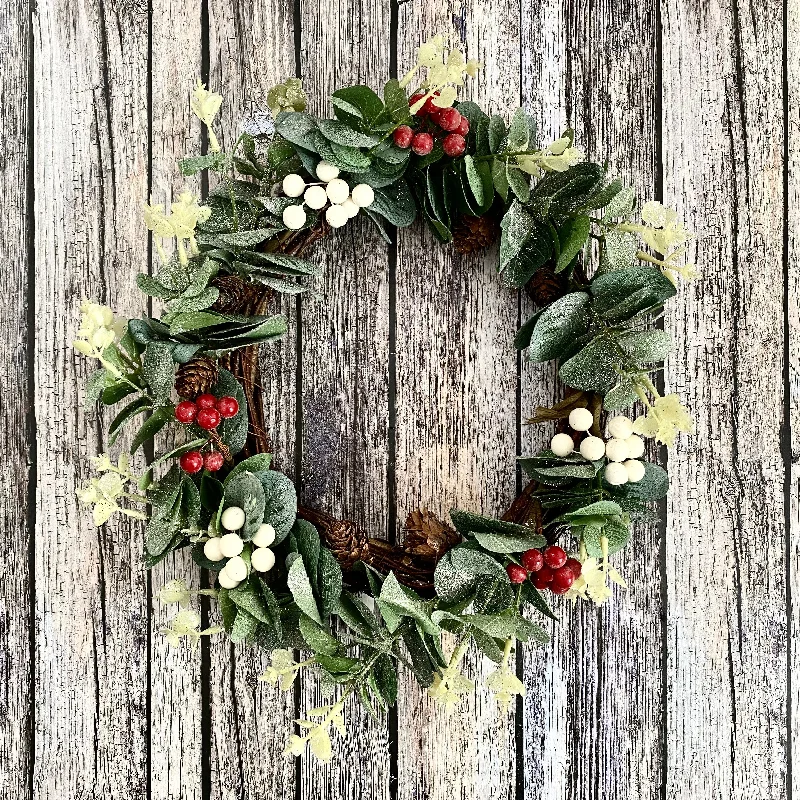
[393,125,414,148]
[196,407,221,430]
[533,567,554,590]
[456,116,470,136]
[506,563,528,584]
[437,107,461,132]
[175,401,198,424]
[521,548,544,572]
[543,545,567,570]
[409,93,427,114]
[565,557,583,578]
[550,584,570,595]
[216,396,239,418]
[179,451,204,474]
[421,93,441,115]
[551,565,576,592]
[196,393,217,410]
[442,133,466,157]
[411,132,434,156]
[204,451,225,472]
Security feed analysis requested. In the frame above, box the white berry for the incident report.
[579,435,606,461]
[604,462,629,486]
[624,459,646,483]
[341,198,360,218]
[625,434,645,459]
[251,547,276,573]
[219,532,244,558]
[217,568,241,590]
[325,204,349,228]
[350,183,375,208]
[568,407,594,432]
[607,416,634,440]
[605,438,630,462]
[550,433,574,457]
[203,537,224,562]
[315,160,340,182]
[225,555,248,582]
[325,178,350,205]
[282,173,306,198]
[303,185,328,210]
[282,204,307,230]
[220,506,246,532]
[252,523,276,548]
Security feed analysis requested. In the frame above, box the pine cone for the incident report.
[402,509,460,561]
[322,518,371,571]
[453,214,499,254]
[211,275,270,315]
[174,356,219,399]
[525,265,563,307]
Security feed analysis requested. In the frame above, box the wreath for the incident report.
[74,34,696,764]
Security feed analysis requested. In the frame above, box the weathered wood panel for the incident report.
[148,2,205,798]
[520,2,665,798]
[662,0,787,797]
[394,8,521,799]
[298,3,393,797]
[0,0,33,796]
[205,3,298,798]
[32,0,150,797]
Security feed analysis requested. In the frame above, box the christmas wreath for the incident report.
[74,35,695,763]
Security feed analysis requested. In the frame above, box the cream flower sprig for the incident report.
[143,191,212,266]
[190,79,223,152]
[259,649,315,692]
[427,635,475,712]
[485,638,526,713]
[76,453,147,526]
[157,578,218,608]
[284,695,349,763]
[631,375,694,447]
[565,539,627,606]
[515,134,585,177]
[160,608,223,649]
[72,301,130,378]
[399,34,480,112]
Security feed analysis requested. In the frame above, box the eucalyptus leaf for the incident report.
[526,292,590,363]
[287,556,322,624]
[259,470,297,544]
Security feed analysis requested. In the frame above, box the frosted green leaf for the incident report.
[230,607,259,643]
[259,470,297,544]
[499,201,551,288]
[287,556,321,623]
[317,119,380,148]
[226,453,272,482]
[558,335,622,394]
[378,572,439,635]
[526,292,590,363]
[603,376,640,411]
[601,186,636,220]
[506,108,530,151]
[223,471,265,540]
[590,265,677,322]
[556,215,590,273]
[142,342,175,401]
[472,530,545,554]
[298,614,340,656]
[229,578,272,625]
[488,115,507,153]
[618,329,673,364]
[599,229,638,273]
[610,462,668,502]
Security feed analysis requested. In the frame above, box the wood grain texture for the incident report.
[662,0,787,797]
[32,0,150,797]
[0,0,33,796]
[394,7,521,799]
[148,2,205,798]
[520,2,665,798]
[297,2,393,797]
[789,3,800,799]
[205,2,298,798]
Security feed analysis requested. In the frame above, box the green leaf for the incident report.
[230,607,259,643]
[488,115,507,153]
[601,186,636,220]
[378,572,439,635]
[590,265,677,322]
[130,407,172,455]
[274,111,319,149]
[506,164,531,203]
[556,215,590,273]
[526,292,590,362]
[473,530,546,554]
[335,592,378,637]
[222,471,265,540]
[150,438,206,469]
[558,335,624,394]
[179,152,227,175]
[371,653,398,706]
[609,461,668,501]
[529,162,606,221]
[210,368,248,455]
[200,473,224,513]
[603,376,640,411]
[142,342,175,402]
[401,626,436,687]
[259,470,297,544]
[450,509,538,541]
[287,555,322,623]
[582,516,630,556]
[331,85,385,127]
[499,201,552,288]
[229,576,273,624]
[599,230,638,273]
[518,451,601,482]
[463,155,493,212]
[433,546,513,613]
[514,309,542,351]
[218,588,237,633]
[383,79,412,123]
[492,159,510,201]
[583,178,623,211]
[317,547,343,619]
[108,396,151,446]
[520,581,558,621]
[298,613,341,655]
[506,108,531,151]
[618,330,673,364]
[369,181,416,227]
[226,453,272,482]
[563,500,623,519]
[318,118,380,148]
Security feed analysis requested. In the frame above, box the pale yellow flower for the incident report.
[143,192,211,265]
[428,666,474,713]
[267,77,308,116]
[633,393,694,447]
[191,80,222,151]
[160,608,222,649]
[73,301,126,371]
[516,136,585,176]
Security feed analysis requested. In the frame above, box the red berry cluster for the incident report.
[505,546,583,595]
[175,394,240,474]
[392,92,470,158]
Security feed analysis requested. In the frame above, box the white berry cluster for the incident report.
[549,408,646,487]
[203,505,277,590]
[281,160,375,231]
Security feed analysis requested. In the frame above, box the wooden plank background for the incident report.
[2,0,794,796]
